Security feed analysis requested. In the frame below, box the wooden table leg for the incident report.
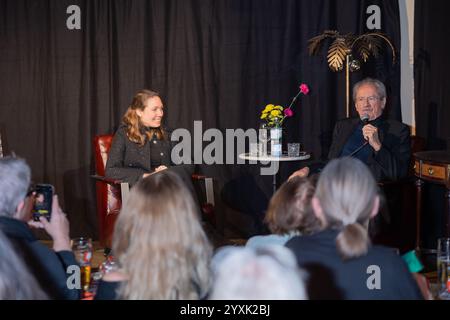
[445,188,450,237]
[415,178,424,251]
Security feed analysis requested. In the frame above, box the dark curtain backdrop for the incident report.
[414,0,450,150]
[0,0,401,238]
[414,0,450,249]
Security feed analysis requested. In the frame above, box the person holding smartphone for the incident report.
[0,156,80,300]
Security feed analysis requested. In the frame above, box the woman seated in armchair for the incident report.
[105,89,193,187]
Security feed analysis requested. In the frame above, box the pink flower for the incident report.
[284,108,294,117]
[300,83,309,95]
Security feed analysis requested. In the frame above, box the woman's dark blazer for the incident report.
[105,125,174,186]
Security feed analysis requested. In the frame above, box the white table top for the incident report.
[239,152,311,162]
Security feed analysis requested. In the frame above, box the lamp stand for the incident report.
[345,55,350,118]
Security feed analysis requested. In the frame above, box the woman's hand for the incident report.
[143,166,168,178]
[154,165,168,172]
[288,167,310,181]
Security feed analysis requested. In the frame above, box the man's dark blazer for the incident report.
[328,117,411,182]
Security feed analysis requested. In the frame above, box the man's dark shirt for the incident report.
[328,117,411,181]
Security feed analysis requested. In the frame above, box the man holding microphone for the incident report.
[290,78,411,182]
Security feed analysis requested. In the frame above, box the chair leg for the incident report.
[103,247,112,257]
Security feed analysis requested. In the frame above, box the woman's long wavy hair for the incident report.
[314,157,379,260]
[122,89,166,145]
[112,170,212,299]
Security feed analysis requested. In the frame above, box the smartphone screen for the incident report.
[32,184,54,221]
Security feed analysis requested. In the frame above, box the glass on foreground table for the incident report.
[437,238,450,300]
[71,237,93,294]
[81,253,118,300]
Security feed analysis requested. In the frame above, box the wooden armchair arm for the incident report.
[91,175,130,202]
[191,174,215,206]
[91,175,123,185]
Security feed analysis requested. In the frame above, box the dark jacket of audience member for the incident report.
[0,229,48,300]
[0,217,79,299]
[286,228,422,299]
[0,157,80,300]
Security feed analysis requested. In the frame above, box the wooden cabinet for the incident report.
[414,151,450,250]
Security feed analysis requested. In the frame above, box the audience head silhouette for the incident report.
[209,245,307,300]
[312,157,380,260]
[112,170,212,299]
[265,175,320,235]
[0,156,31,220]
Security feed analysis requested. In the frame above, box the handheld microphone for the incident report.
[361,114,370,125]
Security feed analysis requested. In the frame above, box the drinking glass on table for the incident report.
[250,143,262,156]
[258,124,269,156]
[71,237,93,292]
[99,254,118,275]
[437,238,450,299]
[287,143,301,157]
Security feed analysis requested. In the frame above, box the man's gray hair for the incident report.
[209,245,307,300]
[353,77,387,101]
[0,157,31,217]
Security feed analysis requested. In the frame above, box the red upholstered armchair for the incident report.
[92,134,216,249]
[92,135,130,248]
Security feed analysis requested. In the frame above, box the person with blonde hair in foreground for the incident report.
[209,245,307,300]
[95,170,212,300]
[286,157,423,300]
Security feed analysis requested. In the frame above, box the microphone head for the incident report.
[361,114,369,124]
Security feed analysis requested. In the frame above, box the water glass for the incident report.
[437,237,450,299]
[287,143,301,157]
[258,126,269,156]
[250,143,262,156]
[99,254,118,275]
[71,237,93,292]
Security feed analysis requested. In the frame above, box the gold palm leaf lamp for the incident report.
[308,30,396,117]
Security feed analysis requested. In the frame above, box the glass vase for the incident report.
[270,127,282,157]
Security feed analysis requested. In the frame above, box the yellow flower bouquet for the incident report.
[260,83,309,128]
[260,104,285,128]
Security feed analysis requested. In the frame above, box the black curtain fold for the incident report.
[0,0,401,238]
[414,0,450,150]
